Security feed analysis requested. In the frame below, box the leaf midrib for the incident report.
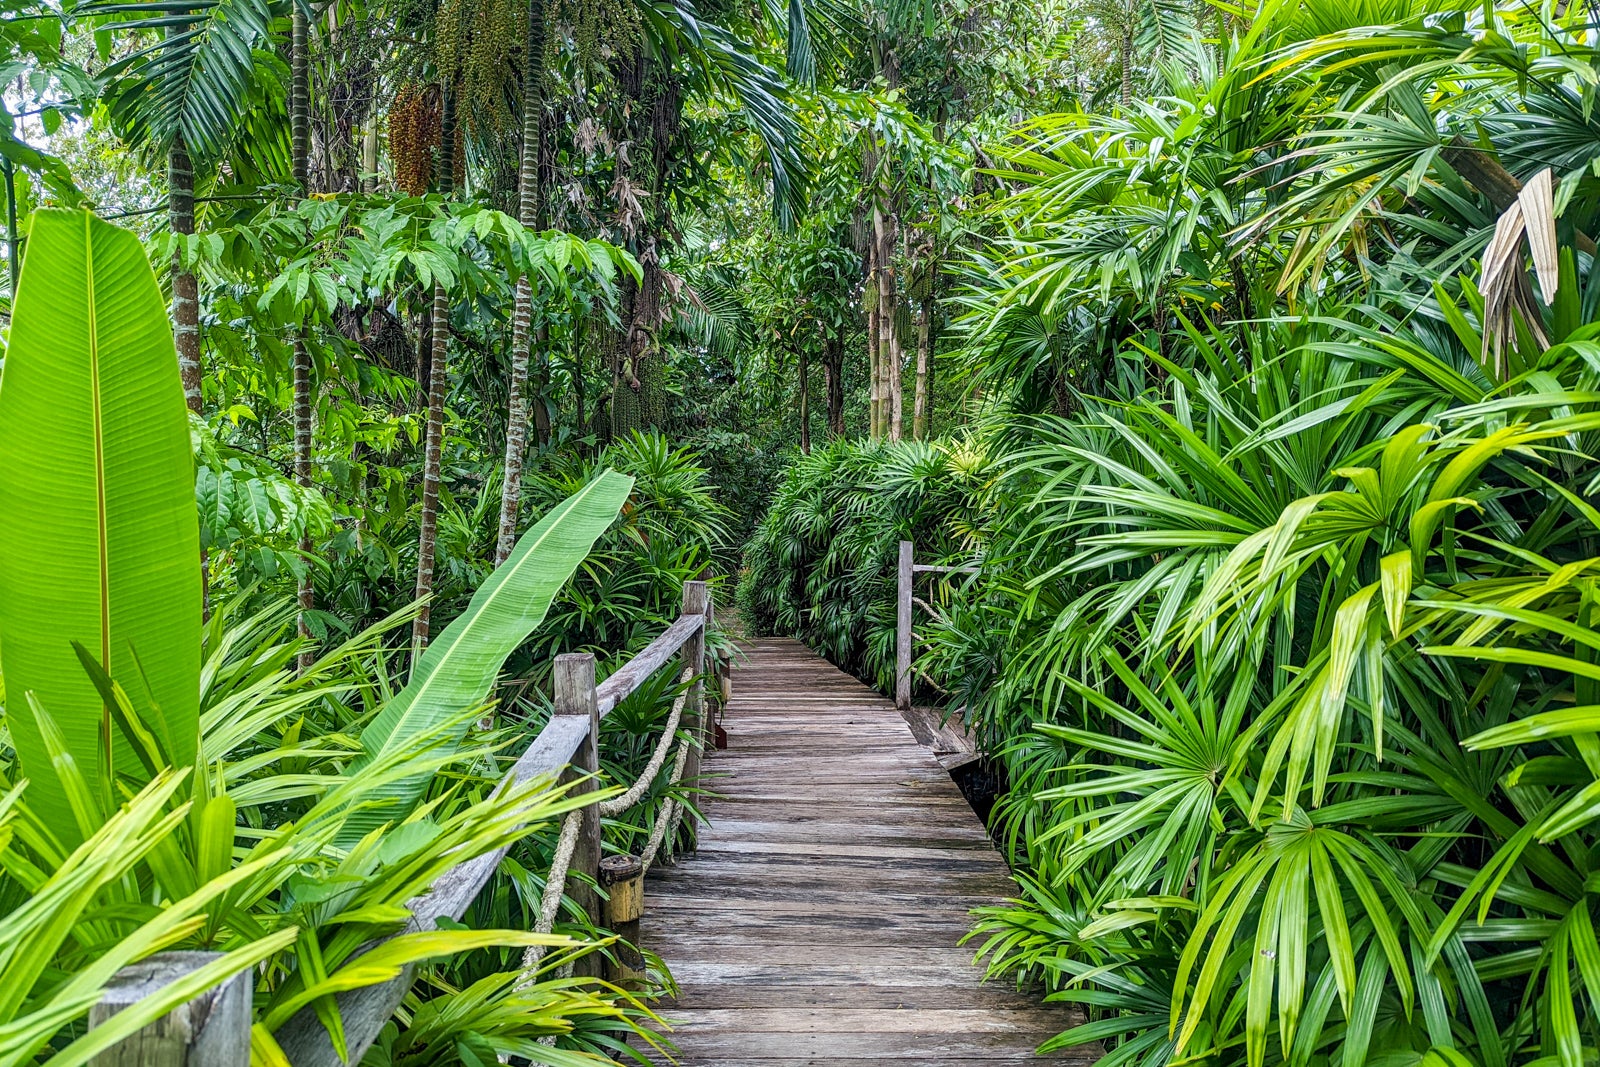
[86,212,112,767]
[392,473,614,725]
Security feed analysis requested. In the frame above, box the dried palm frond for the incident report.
[1480,167,1557,379]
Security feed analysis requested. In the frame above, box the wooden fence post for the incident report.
[896,540,913,710]
[88,952,250,1067]
[553,652,601,976]
[678,580,710,852]
[599,853,646,985]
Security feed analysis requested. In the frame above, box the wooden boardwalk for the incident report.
[641,637,1094,1065]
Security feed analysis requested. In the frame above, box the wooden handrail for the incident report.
[896,542,980,710]
[92,581,714,1067]
[595,611,706,716]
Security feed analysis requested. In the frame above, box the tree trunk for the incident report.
[874,200,902,442]
[798,344,810,454]
[361,121,378,193]
[413,282,449,657]
[291,4,315,671]
[823,334,845,436]
[610,245,663,438]
[413,81,456,657]
[415,295,432,397]
[866,243,880,438]
[169,138,202,415]
[494,0,547,566]
[1120,28,1133,109]
[169,134,209,618]
[532,324,551,446]
[913,297,931,440]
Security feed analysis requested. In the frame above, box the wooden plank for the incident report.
[89,953,250,1067]
[651,1059,1081,1066]
[662,1007,1074,1034]
[678,581,710,841]
[644,638,1096,1066]
[555,652,602,972]
[648,1030,1076,1059]
[896,539,913,709]
[595,611,705,716]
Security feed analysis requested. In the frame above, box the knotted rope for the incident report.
[520,666,702,978]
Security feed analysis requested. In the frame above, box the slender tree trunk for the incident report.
[291,5,316,672]
[913,297,931,440]
[415,294,433,395]
[573,336,587,439]
[866,244,881,438]
[874,200,902,442]
[413,81,456,657]
[169,134,210,618]
[169,138,202,415]
[2,157,17,297]
[532,324,551,445]
[888,328,903,442]
[1120,28,1133,109]
[823,334,845,436]
[494,0,547,565]
[361,121,378,193]
[798,344,810,454]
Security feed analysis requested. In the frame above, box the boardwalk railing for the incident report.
[895,541,979,710]
[88,581,715,1067]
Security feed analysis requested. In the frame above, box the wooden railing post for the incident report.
[553,652,601,975]
[599,853,646,985]
[896,540,913,710]
[678,580,710,852]
[89,952,250,1067]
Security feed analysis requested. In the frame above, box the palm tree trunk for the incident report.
[169,134,210,617]
[494,0,547,566]
[913,297,931,440]
[291,4,315,671]
[1120,28,1133,109]
[413,81,456,656]
[798,344,810,454]
[169,138,202,415]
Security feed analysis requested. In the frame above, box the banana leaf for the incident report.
[0,209,201,844]
[343,469,634,842]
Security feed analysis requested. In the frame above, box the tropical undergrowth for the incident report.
[738,434,994,695]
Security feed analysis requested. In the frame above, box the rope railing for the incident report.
[521,664,696,975]
[90,580,719,1067]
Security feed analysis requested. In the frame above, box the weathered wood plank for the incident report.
[643,638,1095,1066]
[89,953,250,1067]
[662,1006,1075,1034]
[595,611,704,716]
[648,1030,1076,1059]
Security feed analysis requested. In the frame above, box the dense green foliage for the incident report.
[740,435,990,692]
[737,3,1600,1066]
[17,0,1600,1060]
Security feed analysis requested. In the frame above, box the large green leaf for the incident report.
[343,469,634,842]
[0,209,202,844]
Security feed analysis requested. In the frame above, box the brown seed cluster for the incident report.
[389,83,441,195]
